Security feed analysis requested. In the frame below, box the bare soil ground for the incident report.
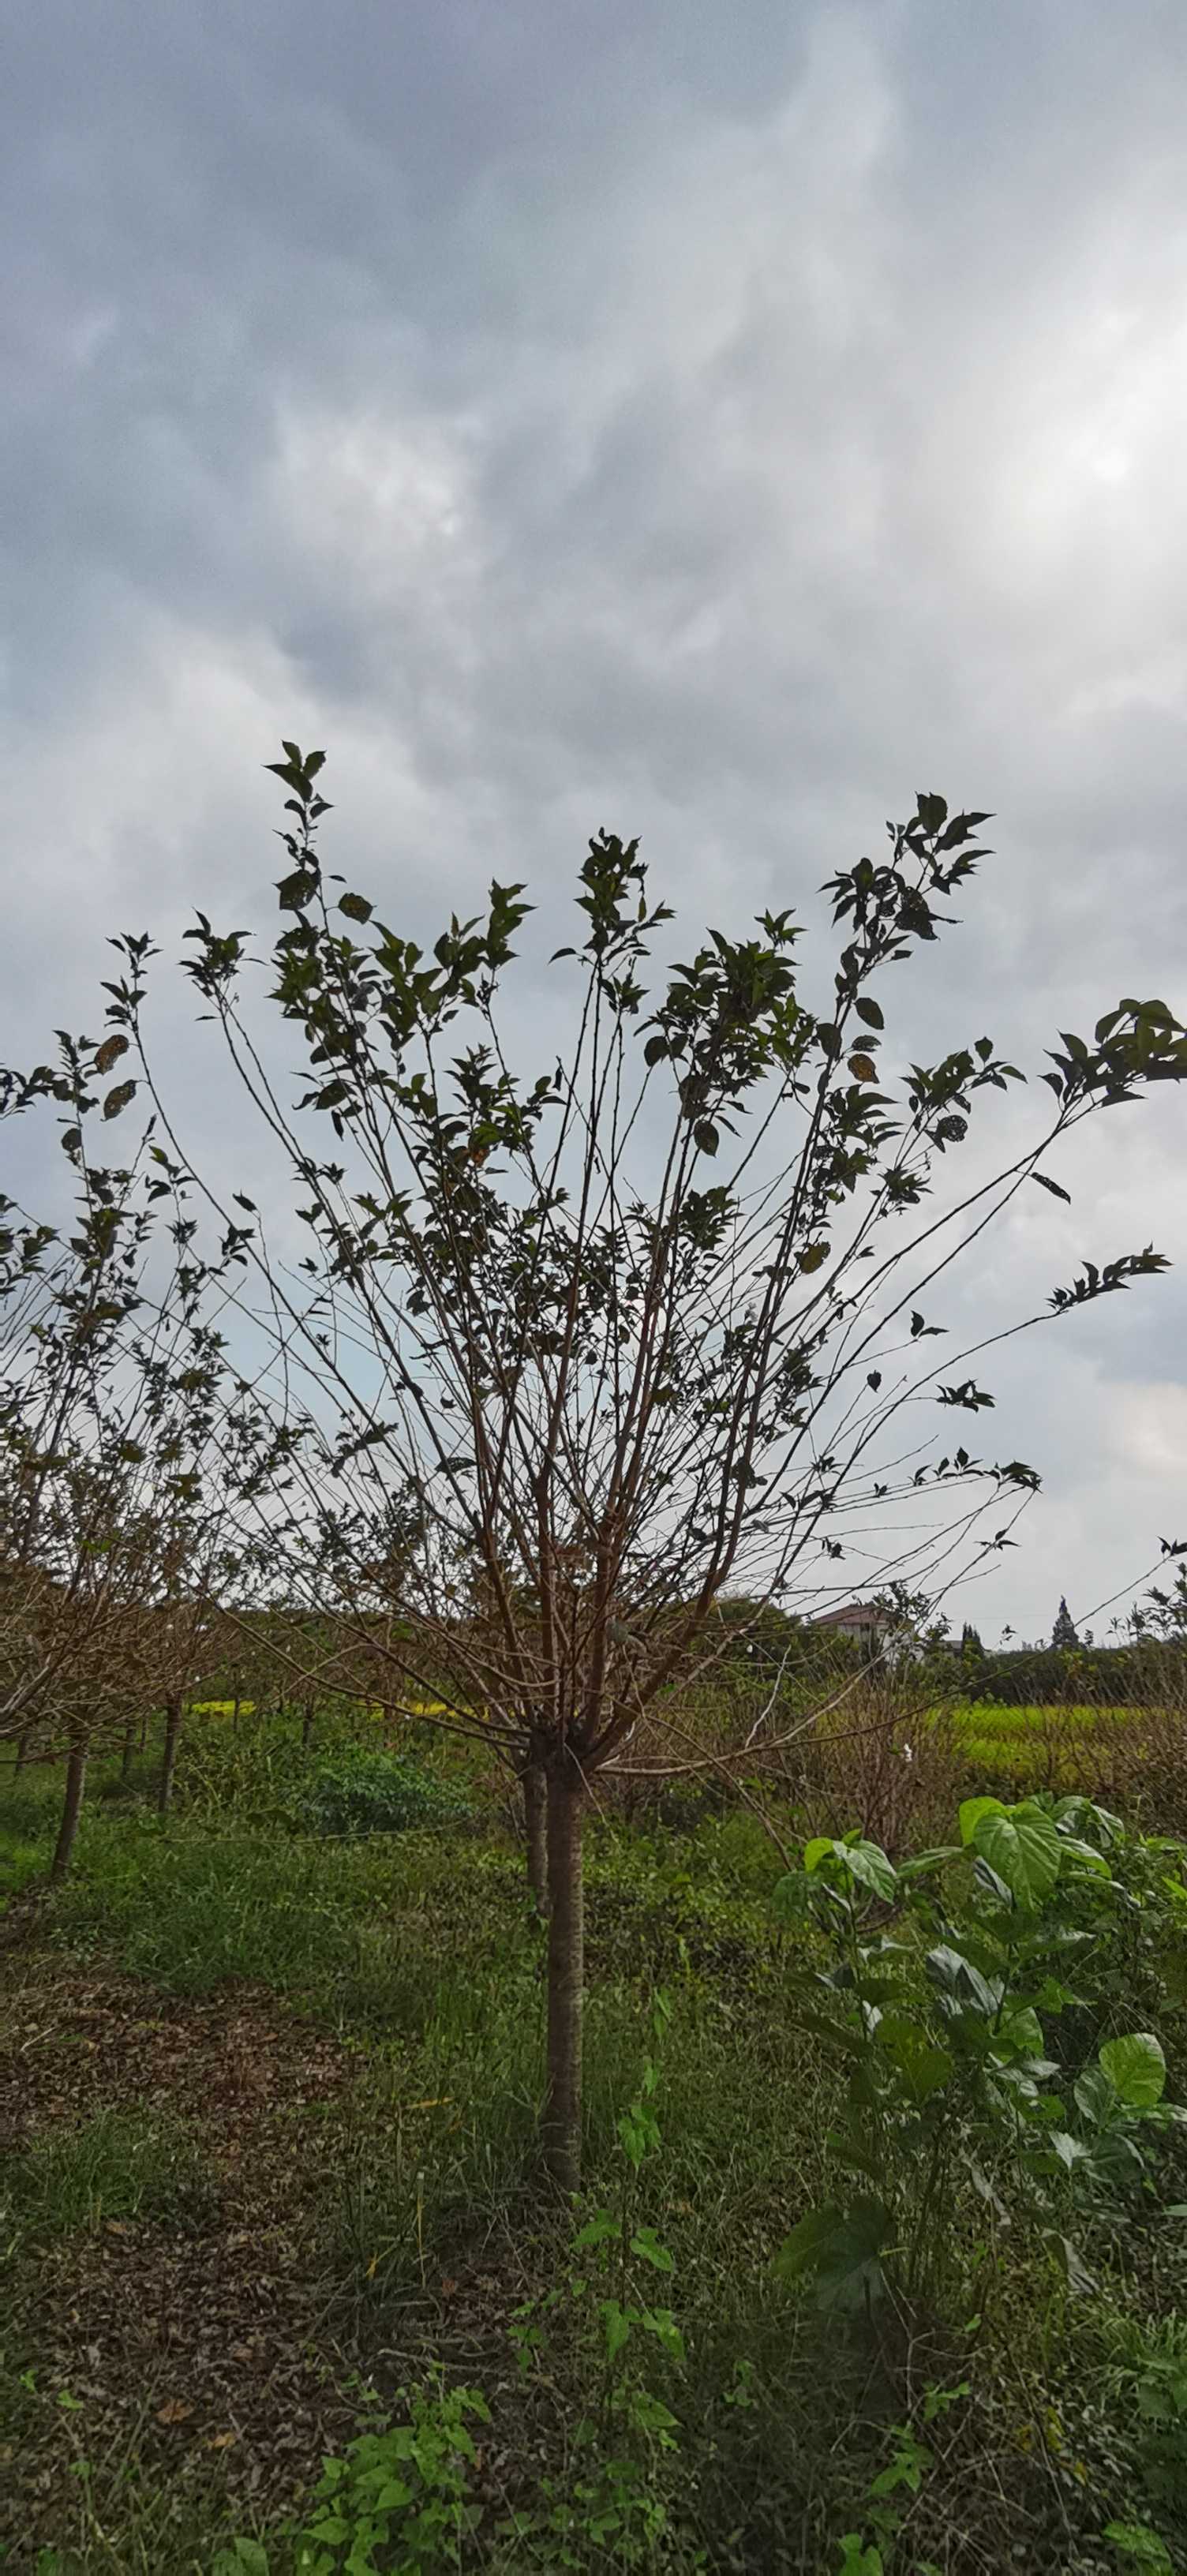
[0,1946,360,2566]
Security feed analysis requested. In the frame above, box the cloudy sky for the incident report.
[4,0,1187,1643]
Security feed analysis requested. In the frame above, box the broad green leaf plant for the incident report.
[773,1794,1187,2308]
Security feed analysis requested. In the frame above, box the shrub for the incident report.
[770,1792,1187,2316]
[298,1749,472,1840]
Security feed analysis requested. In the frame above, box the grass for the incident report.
[937,1696,1182,1797]
[2,2102,215,2248]
[4,1715,1187,2570]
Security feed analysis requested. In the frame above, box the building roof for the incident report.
[811,1601,886,1630]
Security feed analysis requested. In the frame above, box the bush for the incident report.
[298,1749,472,1840]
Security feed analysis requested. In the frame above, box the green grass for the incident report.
[949,1699,1135,1732]
[2,2103,215,2252]
[6,1730,1187,2571]
[936,1697,1170,1795]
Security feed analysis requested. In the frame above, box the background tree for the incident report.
[0,1034,287,1870]
[1052,1593,1080,1650]
[77,751,1187,2185]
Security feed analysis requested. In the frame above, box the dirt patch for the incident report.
[0,1956,350,2156]
[0,1952,360,2568]
[0,1953,564,2569]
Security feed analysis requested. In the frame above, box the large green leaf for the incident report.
[1099,2033,1166,2112]
[971,1802,1061,1908]
[773,2199,889,2307]
[926,1942,1001,2016]
[803,1837,835,1874]
[842,1840,898,1901]
[991,2004,1045,2065]
[958,1795,1006,1845]
[897,1845,960,1881]
[1058,1834,1111,1878]
[803,1837,896,1901]
[771,1866,818,1919]
[1075,2064,1118,2128]
[875,2014,953,2102]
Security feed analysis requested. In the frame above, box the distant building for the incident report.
[811,1601,920,1668]
[811,1601,890,1642]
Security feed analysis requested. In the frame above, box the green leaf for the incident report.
[836,2539,884,2576]
[875,2016,953,2102]
[926,1943,1000,2016]
[1099,2033,1166,2111]
[212,2548,270,2576]
[1103,2524,1173,2570]
[1058,1834,1111,1878]
[694,1119,720,1156]
[278,870,319,909]
[971,1803,1061,1908]
[643,1033,668,1066]
[897,1846,960,1881]
[797,1240,830,1274]
[338,893,373,925]
[916,792,948,834]
[1031,1170,1072,1204]
[854,996,884,1028]
[841,1840,897,1901]
[773,2199,889,2307]
[1074,2064,1118,2128]
[574,2211,620,2252]
[307,2514,351,2544]
[600,2300,632,2362]
[629,2226,675,2273]
[958,1795,1006,1846]
[992,2005,1044,2064]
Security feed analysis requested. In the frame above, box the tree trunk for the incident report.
[13,1727,32,1777]
[301,1698,316,1752]
[523,1758,549,1913]
[50,1743,88,1885]
[158,1692,183,1816]
[138,1713,148,1753]
[119,1718,137,1786]
[543,1758,585,2191]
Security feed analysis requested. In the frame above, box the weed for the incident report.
[298,1748,473,1840]
[290,2375,490,2574]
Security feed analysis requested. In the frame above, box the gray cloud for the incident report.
[3,0,1186,1640]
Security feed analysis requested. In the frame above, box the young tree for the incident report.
[0,1037,287,1867]
[81,751,1187,2185]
